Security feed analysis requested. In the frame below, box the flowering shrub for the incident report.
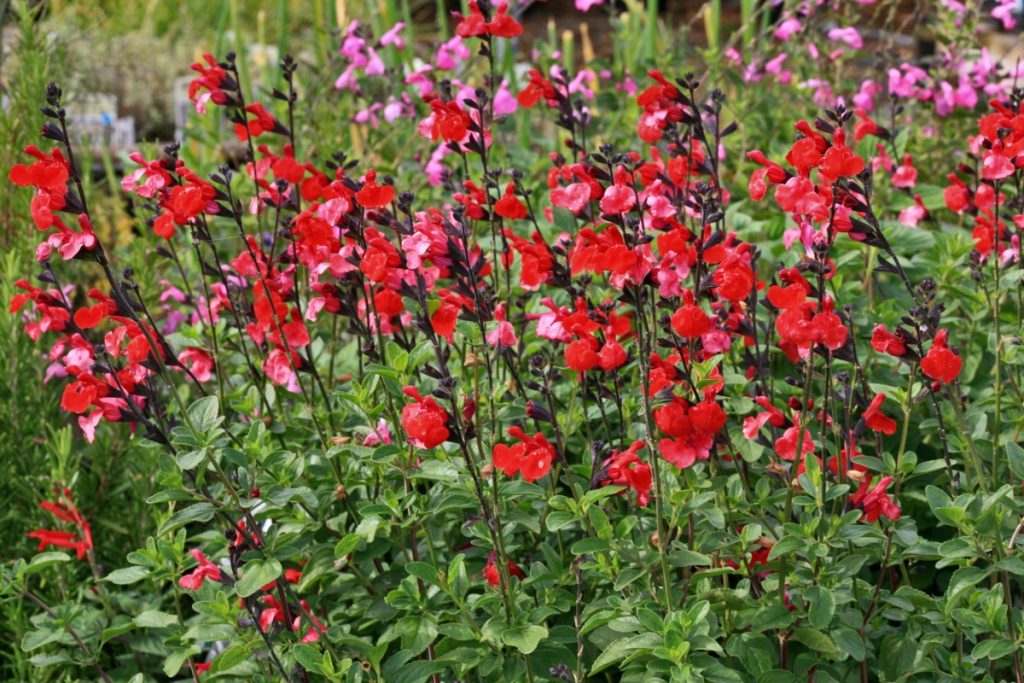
[5,2,1024,682]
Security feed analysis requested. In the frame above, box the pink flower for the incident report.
[363,418,393,446]
[486,304,518,349]
[827,27,863,50]
[576,0,603,10]
[493,80,518,116]
[992,0,1017,29]
[179,548,222,590]
[898,195,928,227]
[380,22,405,49]
[892,155,918,189]
[774,17,802,41]
[437,36,470,71]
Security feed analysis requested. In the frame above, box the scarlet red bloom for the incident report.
[920,329,962,384]
[356,170,396,209]
[492,426,555,482]
[819,130,865,180]
[565,338,600,373]
[596,441,652,506]
[454,1,522,39]
[484,550,526,587]
[671,295,709,339]
[862,393,897,435]
[234,103,282,141]
[429,99,472,142]
[9,145,70,193]
[494,183,527,219]
[401,386,450,449]
[27,487,93,560]
[851,475,900,522]
[774,418,814,461]
[517,69,557,109]
[179,548,223,590]
[870,324,906,357]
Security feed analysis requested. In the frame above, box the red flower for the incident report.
[819,130,864,180]
[356,170,396,209]
[599,181,636,215]
[870,324,906,357]
[597,441,652,506]
[851,475,900,522]
[494,183,527,219]
[785,137,822,176]
[774,419,814,461]
[492,426,555,482]
[9,145,70,193]
[401,386,450,449]
[486,2,523,37]
[853,108,878,141]
[518,69,557,109]
[454,1,522,39]
[430,99,472,142]
[671,292,709,339]
[598,340,627,372]
[234,103,282,141]
[454,1,488,37]
[550,182,591,214]
[862,393,897,435]
[188,53,233,111]
[484,550,526,587]
[944,175,970,213]
[565,338,600,373]
[61,380,100,414]
[920,329,961,384]
[27,487,93,560]
[689,398,726,434]
[179,548,222,590]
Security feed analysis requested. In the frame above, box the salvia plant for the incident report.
[5,1,1024,682]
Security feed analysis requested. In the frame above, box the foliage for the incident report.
[4,1,1024,682]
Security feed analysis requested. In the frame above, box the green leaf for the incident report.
[188,395,222,434]
[668,548,712,567]
[405,561,438,585]
[832,627,865,662]
[1008,442,1024,480]
[235,558,282,598]
[159,502,215,535]
[571,537,610,555]
[502,624,548,654]
[806,586,835,630]
[22,628,62,652]
[293,643,324,673]
[767,535,806,561]
[590,633,661,674]
[791,627,836,656]
[134,610,179,629]
[973,637,1018,661]
[209,641,252,673]
[545,510,576,532]
[334,533,361,557]
[104,566,150,585]
[175,448,207,470]
[26,552,71,574]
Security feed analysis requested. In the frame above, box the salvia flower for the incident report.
[401,386,450,449]
[484,550,526,587]
[920,329,962,384]
[492,426,555,482]
[27,487,93,560]
[596,441,652,506]
[179,548,222,590]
